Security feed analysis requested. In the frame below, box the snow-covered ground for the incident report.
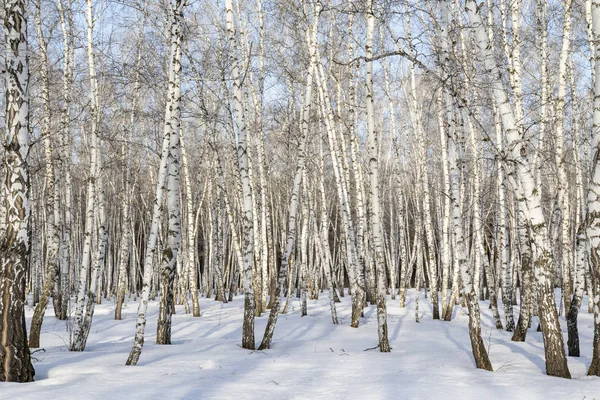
[4,290,600,399]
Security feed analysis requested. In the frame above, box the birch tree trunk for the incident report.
[0,0,35,382]
[255,0,270,315]
[533,0,549,193]
[437,1,455,321]
[78,152,108,351]
[567,226,587,356]
[313,137,338,323]
[495,109,515,332]
[29,0,61,348]
[397,191,409,307]
[567,68,587,356]
[210,182,227,303]
[345,13,370,306]
[156,126,182,344]
[156,0,185,345]
[126,0,185,365]
[70,0,104,352]
[587,0,600,377]
[511,190,535,342]
[258,4,317,348]
[438,94,453,321]
[300,171,309,316]
[466,109,502,330]
[380,24,398,300]
[554,0,574,316]
[448,105,492,371]
[365,2,389,351]
[225,0,255,349]
[56,0,75,321]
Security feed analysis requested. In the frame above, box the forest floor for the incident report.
[4,289,600,399]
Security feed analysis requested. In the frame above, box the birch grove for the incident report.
[7,0,600,383]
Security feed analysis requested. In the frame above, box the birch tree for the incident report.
[70,0,107,352]
[0,0,35,382]
[259,2,317,349]
[587,0,600,377]
[126,0,186,364]
[56,0,75,321]
[29,0,61,348]
[365,1,390,352]
[181,133,201,316]
[155,0,185,345]
[225,0,256,349]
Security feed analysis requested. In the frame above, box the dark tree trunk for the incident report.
[566,301,580,357]
[512,243,534,342]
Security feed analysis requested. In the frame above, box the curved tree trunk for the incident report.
[258,4,317,348]
[29,1,60,348]
[126,0,185,365]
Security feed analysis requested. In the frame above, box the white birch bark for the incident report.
[225,0,255,349]
[71,0,105,352]
[210,185,226,303]
[365,3,389,350]
[397,188,409,307]
[344,13,369,305]
[29,1,60,347]
[437,2,457,320]
[553,0,574,315]
[56,0,75,321]
[156,0,184,343]
[567,225,587,357]
[587,0,600,377]
[590,0,597,87]
[533,0,549,193]
[511,183,535,342]
[485,0,515,332]
[300,170,310,316]
[246,135,262,316]
[79,151,108,350]
[447,108,492,370]
[126,0,185,364]
[315,132,339,323]
[414,225,423,324]
[180,133,200,316]
[0,0,35,381]
[380,24,398,300]
[243,0,269,315]
[495,107,515,332]
[567,61,587,356]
